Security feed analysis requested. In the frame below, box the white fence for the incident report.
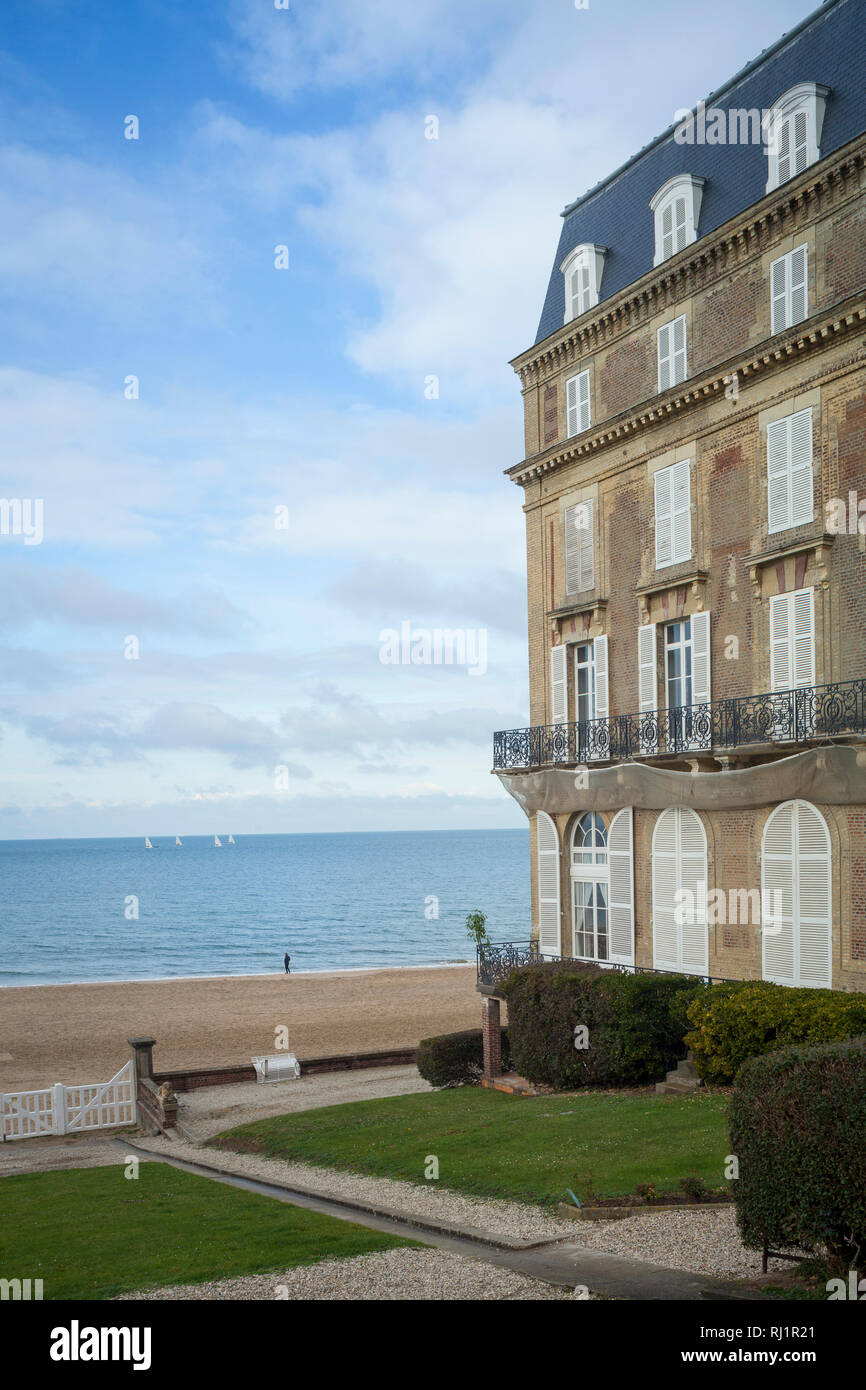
[0,1062,136,1141]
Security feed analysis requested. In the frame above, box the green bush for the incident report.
[729,1038,866,1274]
[501,963,703,1090]
[415,1027,509,1088]
[685,981,866,1084]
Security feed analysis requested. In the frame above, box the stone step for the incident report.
[674,1058,701,1082]
[481,1073,537,1097]
[655,1079,701,1095]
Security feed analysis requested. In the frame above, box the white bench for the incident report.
[252,1054,301,1084]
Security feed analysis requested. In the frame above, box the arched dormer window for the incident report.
[560,244,606,324]
[650,175,704,266]
[765,82,830,193]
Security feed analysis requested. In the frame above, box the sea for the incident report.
[0,830,530,987]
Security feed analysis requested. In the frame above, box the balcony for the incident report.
[493,678,866,770]
[477,940,740,992]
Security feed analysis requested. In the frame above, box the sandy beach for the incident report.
[0,965,479,1090]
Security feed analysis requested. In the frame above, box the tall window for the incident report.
[652,807,709,976]
[536,812,561,958]
[650,176,704,266]
[771,245,808,334]
[770,587,815,730]
[765,83,829,194]
[654,458,692,567]
[561,244,606,323]
[665,619,693,712]
[572,813,608,962]
[762,800,831,987]
[566,370,591,437]
[767,408,813,534]
[658,316,688,392]
[574,642,596,723]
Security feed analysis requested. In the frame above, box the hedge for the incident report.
[684,981,866,1084]
[416,1027,509,1088]
[501,962,703,1089]
[729,1037,866,1273]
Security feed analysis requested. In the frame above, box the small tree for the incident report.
[465,910,489,949]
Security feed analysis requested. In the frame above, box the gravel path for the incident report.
[565,1207,806,1280]
[117,1248,578,1301]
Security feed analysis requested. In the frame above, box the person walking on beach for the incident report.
[284,952,291,974]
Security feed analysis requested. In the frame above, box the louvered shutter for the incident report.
[638,623,658,754]
[672,315,687,384]
[762,802,796,983]
[593,634,609,721]
[792,589,815,688]
[652,809,680,971]
[671,459,691,563]
[673,197,688,253]
[661,202,674,261]
[771,253,788,334]
[792,110,809,176]
[789,245,808,326]
[578,262,591,314]
[655,466,673,567]
[690,611,711,751]
[565,502,593,595]
[790,408,813,527]
[537,813,561,957]
[679,810,709,974]
[568,265,580,320]
[608,807,634,966]
[770,593,793,692]
[550,645,567,724]
[795,801,831,987]
[767,417,791,532]
[776,115,792,184]
[566,375,578,436]
[658,322,672,392]
[577,370,590,431]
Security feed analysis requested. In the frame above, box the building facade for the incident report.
[492,0,866,998]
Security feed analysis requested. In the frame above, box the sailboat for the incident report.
[145,837,154,849]
[214,834,223,847]
[227,834,235,845]
[175,836,182,847]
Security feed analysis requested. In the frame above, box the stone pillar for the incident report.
[481,996,503,1078]
[128,1037,156,1084]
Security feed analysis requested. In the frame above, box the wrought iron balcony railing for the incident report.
[477,939,741,991]
[493,678,866,770]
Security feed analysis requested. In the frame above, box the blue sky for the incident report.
[0,0,818,838]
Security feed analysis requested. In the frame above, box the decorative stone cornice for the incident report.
[745,534,836,598]
[511,134,866,393]
[508,295,866,487]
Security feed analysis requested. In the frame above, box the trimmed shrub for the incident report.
[502,963,703,1089]
[729,1037,866,1273]
[685,981,866,1084]
[415,1027,509,1088]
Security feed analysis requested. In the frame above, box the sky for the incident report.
[0,0,819,839]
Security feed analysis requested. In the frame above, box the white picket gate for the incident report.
[0,1062,136,1141]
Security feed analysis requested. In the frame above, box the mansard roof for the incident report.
[534,0,865,345]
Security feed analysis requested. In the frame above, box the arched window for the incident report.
[652,807,708,975]
[762,800,831,987]
[570,810,635,965]
[765,83,829,194]
[650,175,704,266]
[536,812,561,957]
[560,244,606,323]
[572,812,607,866]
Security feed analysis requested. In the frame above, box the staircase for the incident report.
[655,1052,703,1095]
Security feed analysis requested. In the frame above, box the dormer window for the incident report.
[560,244,606,323]
[650,175,705,266]
[765,83,829,193]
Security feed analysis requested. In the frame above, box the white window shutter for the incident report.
[767,417,791,532]
[673,197,687,252]
[672,315,687,384]
[566,375,578,436]
[536,813,561,958]
[792,110,809,175]
[777,115,792,185]
[670,459,691,563]
[678,809,709,974]
[638,623,658,754]
[792,588,815,688]
[770,592,792,691]
[565,501,593,595]
[661,202,674,261]
[762,802,796,984]
[789,408,814,527]
[795,801,831,987]
[564,505,581,595]
[652,809,680,971]
[577,370,591,432]
[593,634,609,720]
[608,807,634,966]
[789,245,808,326]
[657,322,672,392]
[550,645,568,725]
[691,611,711,707]
[578,262,591,314]
[654,465,673,567]
[770,253,788,334]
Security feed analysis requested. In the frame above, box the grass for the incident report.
[0,1163,419,1300]
[212,1087,731,1207]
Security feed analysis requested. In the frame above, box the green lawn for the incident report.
[212,1088,731,1207]
[0,1163,419,1300]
